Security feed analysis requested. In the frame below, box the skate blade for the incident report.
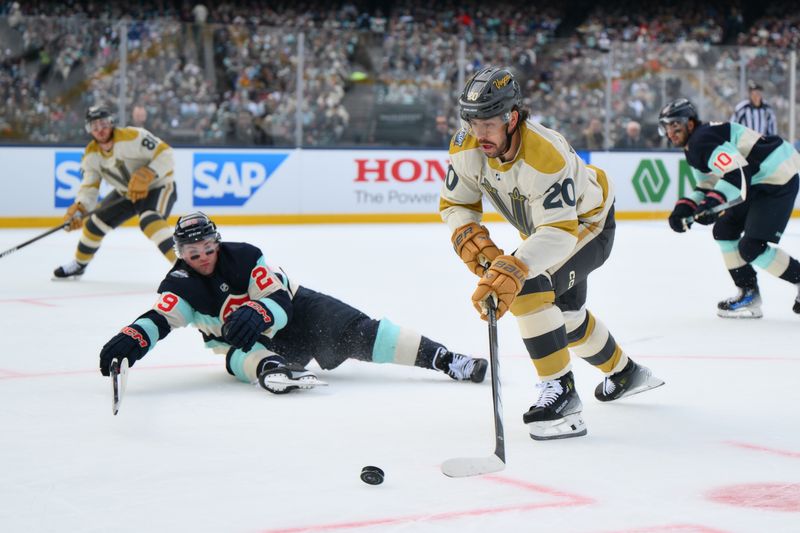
[613,376,665,401]
[527,413,587,441]
[263,375,328,391]
[717,307,763,319]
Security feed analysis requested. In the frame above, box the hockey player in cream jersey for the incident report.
[441,66,664,440]
[53,105,177,279]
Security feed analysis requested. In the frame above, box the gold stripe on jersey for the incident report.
[114,128,140,143]
[540,219,580,238]
[485,124,566,174]
[153,142,170,160]
[581,165,610,219]
[519,124,566,174]
[438,197,483,214]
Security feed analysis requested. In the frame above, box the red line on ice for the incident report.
[0,289,151,305]
[724,441,800,459]
[260,475,593,533]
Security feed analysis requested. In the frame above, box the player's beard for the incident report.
[478,132,510,159]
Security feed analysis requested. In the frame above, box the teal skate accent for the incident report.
[717,240,739,253]
[753,246,778,269]
[372,318,401,363]
[133,317,159,353]
[228,349,249,383]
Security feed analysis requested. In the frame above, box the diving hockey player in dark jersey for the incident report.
[98,212,488,393]
[660,98,800,318]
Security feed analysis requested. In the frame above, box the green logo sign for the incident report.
[631,159,670,203]
[677,159,699,198]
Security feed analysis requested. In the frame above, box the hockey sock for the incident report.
[140,211,177,263]
[226,347,282,383]
[370,318,422,366]
[565,309,627,375]
[514,301,570,380]
[75,215,110,263]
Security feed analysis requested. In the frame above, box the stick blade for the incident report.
[110,358,129,416]
[441,454,505,478]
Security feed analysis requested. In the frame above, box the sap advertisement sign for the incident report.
[53,151,83,208]
[192,152,289,206]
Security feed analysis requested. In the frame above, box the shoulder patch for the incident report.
[169,269,190,278]
[454,129,467,147]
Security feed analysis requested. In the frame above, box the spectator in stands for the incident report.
[578,118,605,150]
[423,114,452,148]
[614,120,649,149]
[730,81,777,136]
[130,105,148,128]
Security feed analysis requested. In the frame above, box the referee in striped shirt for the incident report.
[730,81,777,136]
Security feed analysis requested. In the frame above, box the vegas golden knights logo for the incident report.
[480,178,532,236]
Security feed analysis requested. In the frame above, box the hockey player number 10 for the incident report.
[712,152,733,173]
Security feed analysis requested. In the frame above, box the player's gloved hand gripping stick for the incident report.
[680,165,747,229]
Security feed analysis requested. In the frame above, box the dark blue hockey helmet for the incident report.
[458,66,522,122]
[657,98,698,136]
[85,105,115,133]
[173,212,220,257]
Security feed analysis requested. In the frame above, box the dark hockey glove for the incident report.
[222,300,274,352]
[693,191,726,225]
[668,198,697,233]
[99,325,150,376]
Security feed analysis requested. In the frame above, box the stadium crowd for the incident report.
[1,0,798,148]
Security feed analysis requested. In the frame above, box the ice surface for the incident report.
[1,220,798,532]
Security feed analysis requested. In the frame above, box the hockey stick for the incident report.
[110,358,129,416]
[441,297,505,477]
[0,196,126,260]
[681,164,748,228]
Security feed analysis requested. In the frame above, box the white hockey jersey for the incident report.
[76,127,175,210]
[440,119,614,278]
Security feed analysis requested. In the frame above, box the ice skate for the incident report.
[52,260,87,280]
[257,365,327,394]
[793,284,800,314]
[594,359,665,402]
[717,285,762,318]
[433,349,488,383]
[523,371,587,440]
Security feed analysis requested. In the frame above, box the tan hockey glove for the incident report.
[451,222,503,276]
[127,166,157,201]
[471,254,529,320]
[64,202,88,231]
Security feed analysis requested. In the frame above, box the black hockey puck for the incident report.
[360,465,384,485]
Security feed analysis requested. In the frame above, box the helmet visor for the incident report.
[658,116,688,137]
[86,117,113,134]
